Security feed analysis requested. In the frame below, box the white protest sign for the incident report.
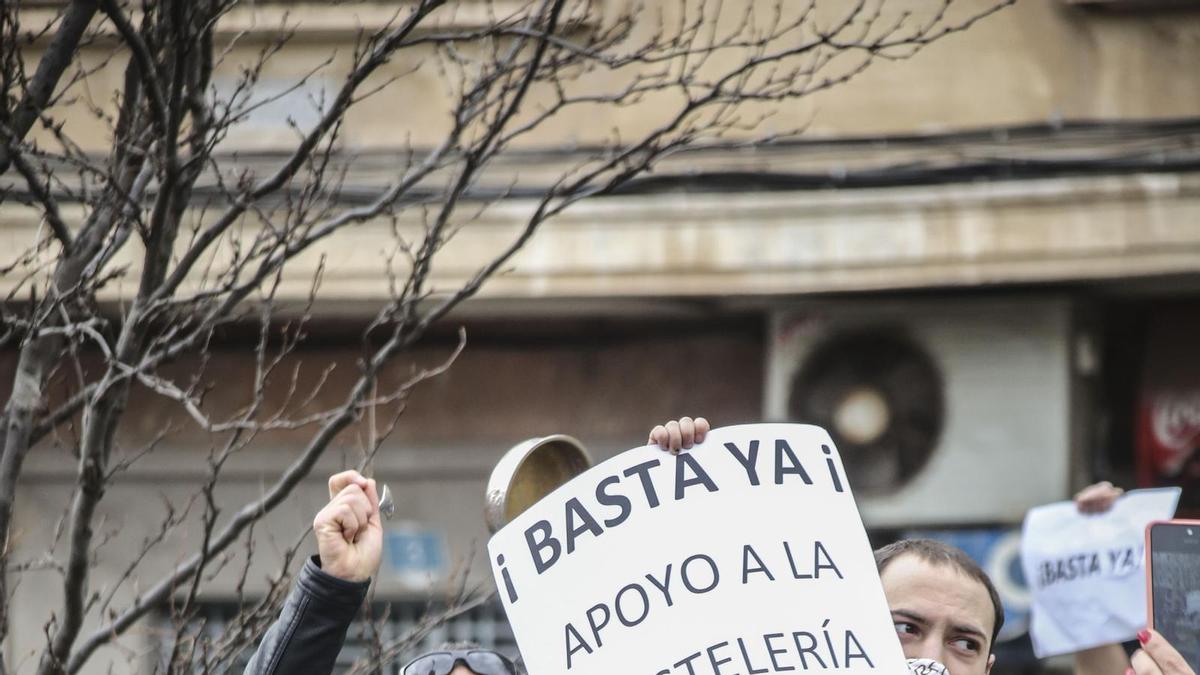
[1020,487,1181,658]
[488,424,907,675]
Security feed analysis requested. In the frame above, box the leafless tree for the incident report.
[0,0,1011,673]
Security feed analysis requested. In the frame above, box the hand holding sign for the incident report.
[648,416,710,455]
[1021,487,1181,658]
[1075,481,1126,515]
[488,424,907,675]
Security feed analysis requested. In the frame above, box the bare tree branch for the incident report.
[0,1,1014,672]
[0,0,99,175]
[7,151,73,254]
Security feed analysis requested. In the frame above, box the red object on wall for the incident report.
[1136,307,1200,514]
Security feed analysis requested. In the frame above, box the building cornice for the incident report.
[4,172,1200,309]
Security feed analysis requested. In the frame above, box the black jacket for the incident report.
[243,556,369,675]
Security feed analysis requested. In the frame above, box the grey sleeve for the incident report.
[242,556,371,675]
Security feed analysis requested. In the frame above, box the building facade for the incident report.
[4,0,1200,672]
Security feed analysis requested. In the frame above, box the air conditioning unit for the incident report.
[766,297,1077,528]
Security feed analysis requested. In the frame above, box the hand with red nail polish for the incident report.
[1130,629,1195,675]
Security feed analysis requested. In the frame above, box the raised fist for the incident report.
[313,470,384,582]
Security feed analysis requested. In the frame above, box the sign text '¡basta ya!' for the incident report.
[490,437,865,673]
[494,438,847,600]
[1036,544,1142,589]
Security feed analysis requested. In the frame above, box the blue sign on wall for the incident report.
[384,527,447,579]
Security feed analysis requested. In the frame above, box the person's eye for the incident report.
[894,622,919,636]
[949,637,981,654]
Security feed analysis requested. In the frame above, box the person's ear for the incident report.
[985,652,996,675]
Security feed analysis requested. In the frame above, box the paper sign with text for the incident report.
[1021,487,1181,657]
[487,424,907,675]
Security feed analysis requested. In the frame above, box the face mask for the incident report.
[908,657,951,675]
[401,649,518,675]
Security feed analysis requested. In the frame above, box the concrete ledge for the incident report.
[4,173,1200,308]
[17,2,597,42]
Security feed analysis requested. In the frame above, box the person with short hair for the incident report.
[652,418,1197,675]
[872,538,1003,675]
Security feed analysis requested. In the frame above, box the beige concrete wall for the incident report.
[5,1,1200,671]
[14,1,1200,153]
